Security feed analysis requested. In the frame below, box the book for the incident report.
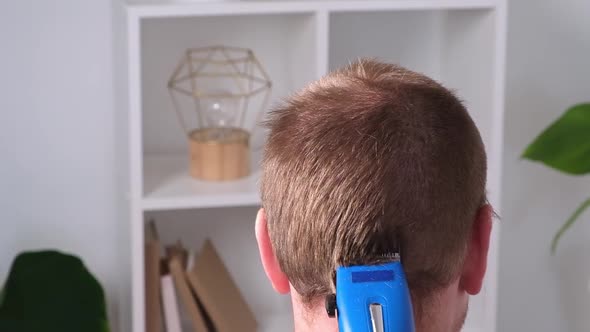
[161,274,182,332]
[186,239,258,332]
[165,240,188,269]
[169,256,209,332]
[145,221,162,332]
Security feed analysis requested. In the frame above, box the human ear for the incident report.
[255,208,290,294]
[459,204,493,295]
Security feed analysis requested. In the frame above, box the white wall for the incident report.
[0,0,122,328]
[499,0,590,331]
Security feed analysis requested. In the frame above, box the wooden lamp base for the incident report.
[188,128,250,181]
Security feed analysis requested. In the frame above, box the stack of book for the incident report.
[145,221,258,332]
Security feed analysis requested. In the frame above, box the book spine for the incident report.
[161,274,182,332]
[145,242,162,332]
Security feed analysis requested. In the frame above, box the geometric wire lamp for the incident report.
[167,45,272,181]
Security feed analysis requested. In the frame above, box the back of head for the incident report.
[261,59,487,321]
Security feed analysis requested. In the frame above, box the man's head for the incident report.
[255,59,492,331]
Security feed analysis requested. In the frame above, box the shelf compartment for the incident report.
[329,8,501,331]
[329,10,444,79]
[140,12,319,155]
[329,8,497,156]
[146,208,292,330]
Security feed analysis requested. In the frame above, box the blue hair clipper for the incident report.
[325,253,415,332]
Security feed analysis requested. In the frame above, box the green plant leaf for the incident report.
[522,103,590,175]
[0,250,110,332]
[551,197,590,254]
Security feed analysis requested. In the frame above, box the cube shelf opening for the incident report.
[146,207,293,331]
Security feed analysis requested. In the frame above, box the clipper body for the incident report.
[331,260,415,332]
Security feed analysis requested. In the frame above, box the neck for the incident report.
[291,290,338,332]
[289,279,467,332]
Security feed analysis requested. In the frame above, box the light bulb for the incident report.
[201,89,239,139]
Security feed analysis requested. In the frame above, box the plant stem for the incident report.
[551,196,590,254]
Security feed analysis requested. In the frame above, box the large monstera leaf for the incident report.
[522,103,590,253]
[0,251,110,332]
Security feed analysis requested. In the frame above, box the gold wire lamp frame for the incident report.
[167,46,272,181]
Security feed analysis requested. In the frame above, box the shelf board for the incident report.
[325,0,497,12]
[142,154,260,211]
[127,0,498,19]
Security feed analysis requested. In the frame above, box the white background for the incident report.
[0,0,122,324]
[498,0,590,331]
[1,0,589,331]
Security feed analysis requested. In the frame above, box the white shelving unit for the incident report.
[114,1,506,331]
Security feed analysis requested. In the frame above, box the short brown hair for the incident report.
[261,59,486,312]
